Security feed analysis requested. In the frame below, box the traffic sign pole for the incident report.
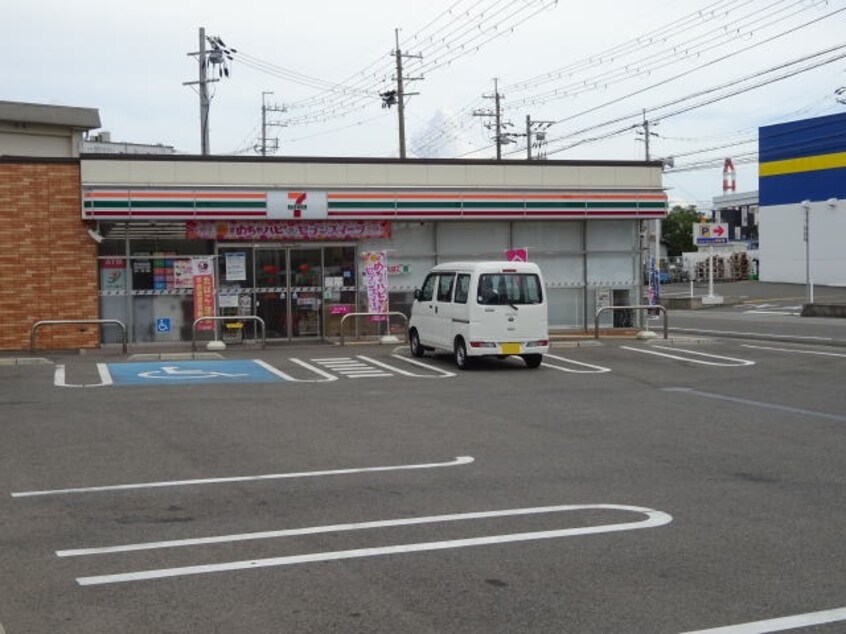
[708,245,714,299]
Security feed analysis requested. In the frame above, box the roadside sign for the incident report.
[694,223,729,246]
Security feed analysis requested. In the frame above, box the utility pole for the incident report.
[636,109,662,285]
[636,109,659,161]
[473,79,512,160]
[184,28,234,155]
[257,92,287,156]
[385,28,423,159]
[525,115,554,160]
[195,27,212,155]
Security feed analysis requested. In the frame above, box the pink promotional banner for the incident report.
[192,257,216,331]
[361,251,388,317]
[185,220,390,241]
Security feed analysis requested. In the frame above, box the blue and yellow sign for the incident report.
[759,112,846,206]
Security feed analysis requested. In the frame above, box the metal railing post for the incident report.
[30,319,128,355]
[191,316,266,352]
[594,305,668,340]
[339,312,409,346]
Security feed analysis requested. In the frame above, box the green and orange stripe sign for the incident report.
[83,189,666,220]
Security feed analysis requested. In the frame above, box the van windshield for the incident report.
[477,273,543,305]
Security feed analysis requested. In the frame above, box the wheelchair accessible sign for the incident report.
[106,360,284,386]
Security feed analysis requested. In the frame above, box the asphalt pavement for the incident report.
[1,334,845,633]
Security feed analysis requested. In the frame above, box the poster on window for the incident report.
[225,252,247,281]
[99,259,126,291]
[192,257,216,331]
[361,251,388,318]
[173,259,194,289]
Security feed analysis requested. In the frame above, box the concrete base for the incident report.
[380,335,402,344]
[206,340,227,351]
[701,295,725,305]
[636,330,658,340]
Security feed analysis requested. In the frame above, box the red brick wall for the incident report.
[0,160,98,351]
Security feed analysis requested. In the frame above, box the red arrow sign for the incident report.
[713,225,725,237]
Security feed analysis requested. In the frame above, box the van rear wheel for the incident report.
[454,338,472,370]
[522,354,543,368]
[409,329,425,357]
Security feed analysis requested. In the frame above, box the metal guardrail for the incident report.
[192,316,266,352]
[594,305,668,340]
[339,312,409,346]
[30,319,128,354]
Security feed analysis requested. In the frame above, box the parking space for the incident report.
[44,340,846,397]
[2,336,845,633]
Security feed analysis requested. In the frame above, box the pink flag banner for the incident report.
[361,251,389,318]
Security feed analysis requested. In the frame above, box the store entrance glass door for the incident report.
[289,248,322,338]
[254,248,290,339]
[217,245,342,341]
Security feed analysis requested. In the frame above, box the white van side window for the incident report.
[419,274,436,301]
[454,274,471,304]
[478,274,543,305]
[437,273,456,302]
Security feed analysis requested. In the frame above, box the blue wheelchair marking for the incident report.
[107,360,284,385]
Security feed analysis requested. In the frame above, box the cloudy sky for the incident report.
[5,0,845,209]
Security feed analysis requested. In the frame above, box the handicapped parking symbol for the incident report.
[104,360,285,385]
[138,365,249,380]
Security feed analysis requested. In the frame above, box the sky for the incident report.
[5,0,846,211]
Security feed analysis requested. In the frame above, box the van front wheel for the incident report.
[522,354,543,368]
[409,329,425,357]
[455,338,472,370]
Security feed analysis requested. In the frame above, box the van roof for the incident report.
[429,261,541,273]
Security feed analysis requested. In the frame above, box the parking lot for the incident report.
[1,337,845,633]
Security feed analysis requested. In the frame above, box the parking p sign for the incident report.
[694,223,729,246]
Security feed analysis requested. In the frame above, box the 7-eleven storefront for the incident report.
[82,156,666,344]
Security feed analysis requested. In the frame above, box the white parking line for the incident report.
[742,310,800,316]
[58,503,665,557]
[669,327,832,342]
[358,355,457,378]
[285,358,340,382]
[678,606,846,633]
[10,456,474,498]
[621,346,755,367]
[72,503,672,585]
[312,357,392,378]
[54,364,113,388]
[741,344,846,358]
[542,353,611,373]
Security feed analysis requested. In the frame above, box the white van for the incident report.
[408,261,549,369]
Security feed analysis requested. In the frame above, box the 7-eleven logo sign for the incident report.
[268,190,328,220]
[287,192,308,217]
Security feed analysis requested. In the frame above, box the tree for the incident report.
[662,205,702,256]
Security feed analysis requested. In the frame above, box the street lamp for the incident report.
[801,199,811,304]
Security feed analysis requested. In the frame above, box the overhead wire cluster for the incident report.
[230,0,558,132]
[414,0,842,160]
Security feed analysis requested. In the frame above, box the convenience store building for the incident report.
[1,102,667,350]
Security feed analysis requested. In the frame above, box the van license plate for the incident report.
[501,343,521,355]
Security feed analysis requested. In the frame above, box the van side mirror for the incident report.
[413,288,421,301]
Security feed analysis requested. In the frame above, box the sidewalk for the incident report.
[660,280,846,304]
